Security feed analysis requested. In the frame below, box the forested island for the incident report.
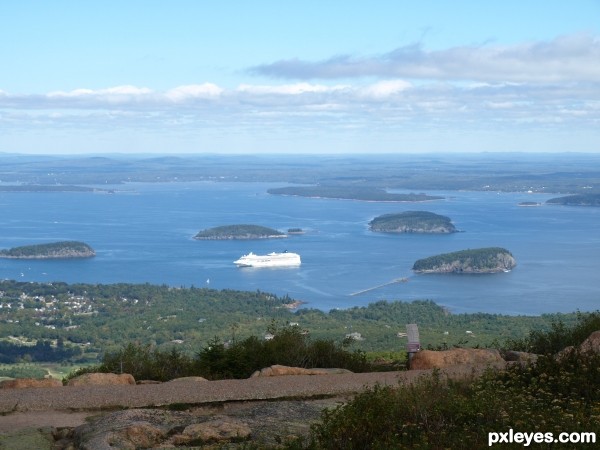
[413,247,516,274]
[369,211,457,233]
[0,241,95,259]
[267,186,443,202]
[546,193,600,206]
[194,224,286,240]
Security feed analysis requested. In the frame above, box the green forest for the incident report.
[0,280,583,365]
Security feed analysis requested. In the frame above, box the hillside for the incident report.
[0,280,577,359]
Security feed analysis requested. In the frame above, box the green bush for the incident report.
[504,311,600,354]
[195,326,371,380]
[295,350,600,449]
[64,326,373,382]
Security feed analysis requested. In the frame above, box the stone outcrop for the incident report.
[66,373,135,387]
[409,348,505,370]
[556,330,600,360]
[579,330,600,353]
[250,365,352,378]
[172,418,251,445]
[73,401,332,450]
[503,350,539,364]
[167,376,208,383]
[74,409,182,450]
[0,378,62,389]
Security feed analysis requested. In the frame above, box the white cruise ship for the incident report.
[234,251,301,268]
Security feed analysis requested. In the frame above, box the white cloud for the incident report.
[236,82,348,95]
[359,80,412,99]
[48,86,153,98]
[0,77,598,142]
[165,84,223,101]
[252,33,600,84]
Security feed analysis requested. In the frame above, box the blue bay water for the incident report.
[0,182,599,315]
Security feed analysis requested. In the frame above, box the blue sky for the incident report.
[1,0,599,155]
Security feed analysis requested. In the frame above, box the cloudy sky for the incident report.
[1,1,599,155]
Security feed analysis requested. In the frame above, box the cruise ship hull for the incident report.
[234,252,301,268]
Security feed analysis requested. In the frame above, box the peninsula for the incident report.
[0,241,95,259]
[369,211,457,233]
[194,225,286,240]
[412,247,516,274]
[267,186,443,202]
[546,193,600,206]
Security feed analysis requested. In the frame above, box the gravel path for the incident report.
[1,371,424,414]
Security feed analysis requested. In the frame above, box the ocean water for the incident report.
[0,182,599,315]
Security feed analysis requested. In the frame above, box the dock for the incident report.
[350,277,409,296]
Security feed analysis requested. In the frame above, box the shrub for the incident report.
[64,326,374,382]
[195,326,371,380]
[296,349,600,449]
[504,310,600,354]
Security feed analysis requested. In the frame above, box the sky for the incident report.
[1,0,599,155]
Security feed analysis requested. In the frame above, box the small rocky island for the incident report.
[518,201,541,207]
[413,247,516,274]
[0,241,95,259]
[369,211,457,233]
[194,225,286,240]
[546,193,600,206]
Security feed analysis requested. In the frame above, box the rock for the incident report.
[74,409,186,450]
[503,350,539,364]
[167,376,209,383]
[250,365,352,378]
[409,348,505,370]
[172,418,251,445]
[66,373,135,387]
[579,330,600,354]
[0,378,62,389]
[556,330,600,360]
[107,423,164,450]
[0,427,56,450]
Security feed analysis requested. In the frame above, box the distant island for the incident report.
[369,211,457,233]
[267,186,443,202]
[194,225,286,240]
[518,201,541,207]
[0,185,107,193]
[546,193,600,206]
[287,228,305,235]
[413,247,516,274]
[0,241,95,259]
